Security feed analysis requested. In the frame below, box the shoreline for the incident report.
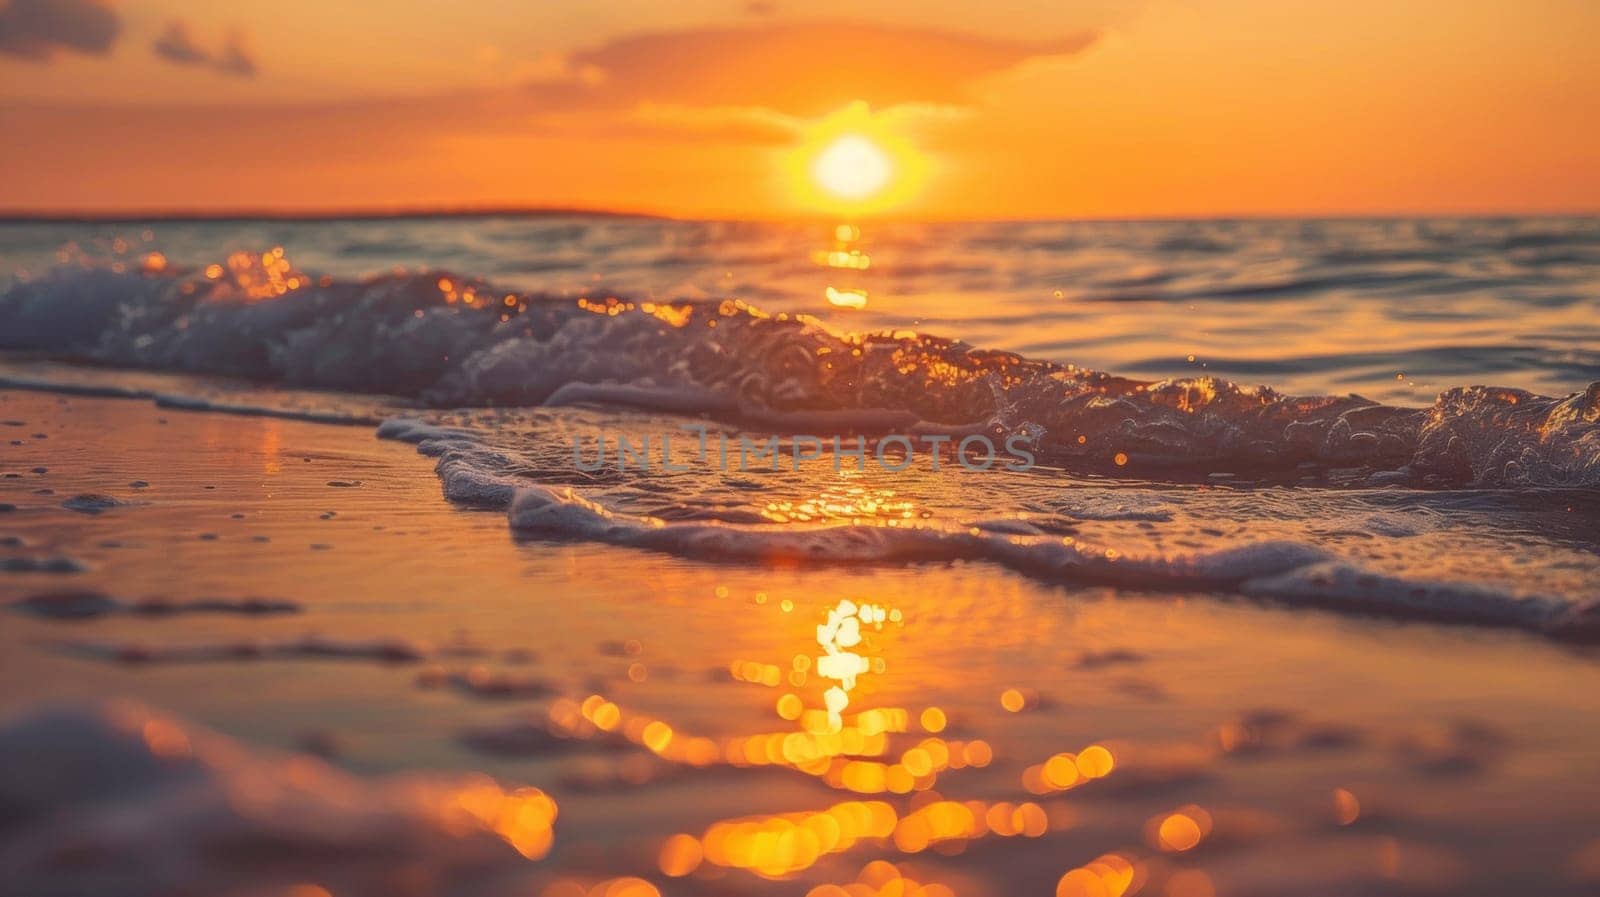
[4,361,1598,641]
[3,385,1599,894]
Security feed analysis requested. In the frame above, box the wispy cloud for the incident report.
[553,103,806,145]
[522,21,1099,118]
[0,0,119,61]
[151,21,257,78]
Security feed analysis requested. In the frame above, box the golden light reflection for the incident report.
[816,598,896,732]
[1157,813,1203,851]
[260,419,282,476]
[825,286,869,309]
[807,861,959,897]
[684,787,1075,881]
[1078,744,1116,778]
[761,486,917,524]
[820,249,872,271]
[816,216,872,310]
[545,687,991,797]
[442,579,1232,894]
[453,781,560,860]
[1145,804,1213,854]
[1056,853,1141,897]
[532,593,1007,811]
[203,247,302,300]
[776,693,805,720]
[657,833,703,877]
[1022,744,1116,795]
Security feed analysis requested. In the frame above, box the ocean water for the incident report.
[1,215,1598,636]
[3,217,1600,896]
[3,216,1598,404]
[4,391,1598,897]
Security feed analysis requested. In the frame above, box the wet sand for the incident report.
[3,388,1599,897]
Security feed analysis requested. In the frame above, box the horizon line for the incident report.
[0,205,1596,225]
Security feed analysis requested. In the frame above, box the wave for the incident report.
[500,482,1594,637]
[2,255,1596,637]
[371,418,1600,641]
[2,257,1598,487]
[0,700,561,893]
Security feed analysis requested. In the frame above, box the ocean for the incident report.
[2,214,1597,629]
[1,215,1598,895]
[4,216,1598,404]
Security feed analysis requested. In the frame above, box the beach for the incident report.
[1,214,1597,897]
[4,0,1597,889]
[3,380,1599,896]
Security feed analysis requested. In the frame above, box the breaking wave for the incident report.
[3,257,1597,487]
[0,700,560,894]
[372,414,1600,641]
[3,254,1599,639]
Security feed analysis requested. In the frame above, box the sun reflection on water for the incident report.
[825,286,869,309]
[762,486,919,524]
[816,598,895,732]
[438,585,1161,892]
[206,247,304,299]
[821,221,872,309]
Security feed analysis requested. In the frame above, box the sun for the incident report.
[811,134,893,202]
[781,103,929,214]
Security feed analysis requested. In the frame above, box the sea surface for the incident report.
[3,215,1598,403]
[1,216,1599,895]
[2,215,1599,629]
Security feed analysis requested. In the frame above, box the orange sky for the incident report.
[1,0,1596,218]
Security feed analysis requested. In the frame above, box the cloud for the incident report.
[0,0,119,60]
[151,21,256,77]
[213,32,256,76]
[524,20,1098,118]
[548,103,804,146]
[150,21,206,65]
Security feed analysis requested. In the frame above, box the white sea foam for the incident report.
[466,462,1592,639]
[0,701,559,895]
[4,257,1599,639]
[3,261,1597,486]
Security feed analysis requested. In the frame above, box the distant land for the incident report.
[0,207,1594,225]
[0,206,669,224]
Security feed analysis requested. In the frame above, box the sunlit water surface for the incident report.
[0,216,1598,896]
[3,215,1598,403]
[1,390,1598,897]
